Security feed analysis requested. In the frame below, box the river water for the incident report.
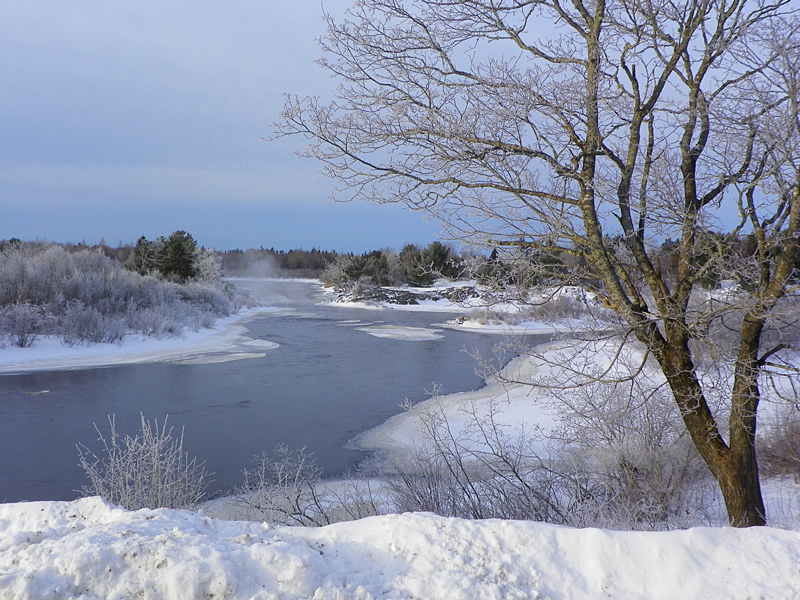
[0,279,537,502]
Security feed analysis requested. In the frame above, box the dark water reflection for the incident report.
[0,279,543,502]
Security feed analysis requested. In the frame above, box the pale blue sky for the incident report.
[0,1,441,252]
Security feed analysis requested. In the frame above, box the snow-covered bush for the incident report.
[0,243,244,345]
[233,445,327,525]
[0,301,52,347]
[522,292,593,321]
[78,415,210,511]
[193,247,224,284]
[180,281,234,315]
[467,308,508,326]
[60,301,126,345]
[124,305,175,337]
[388,399,575,523]
[551,380,714,528]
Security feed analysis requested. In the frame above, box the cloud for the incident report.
[0,160,333,208]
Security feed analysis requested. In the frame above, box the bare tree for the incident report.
[277,0,800,526]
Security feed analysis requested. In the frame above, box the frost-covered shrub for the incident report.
[0,243,244,345]
[388,399,574,523]
[466,309,507,326]
[0,302,52,347]
[320,256,351,289]
[387,380,714,530]
[59,301,126,346]
[550,380,712,528]
[78,414,209,511]
[180,282,233,315]
[193,248,224,284]
[524,293,592,321]
[233,445,327,525]
[465,289,600,326]
[124,304,182,338]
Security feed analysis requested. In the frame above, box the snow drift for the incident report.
[1,497,798,600]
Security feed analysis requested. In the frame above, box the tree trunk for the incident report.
[656,331,766,527]
[715,446,766,527]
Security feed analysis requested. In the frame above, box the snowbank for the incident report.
[0,307,280,374]
[0,497,797,600]
[352,351,560,457]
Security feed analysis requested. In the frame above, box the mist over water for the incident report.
[229,276,326,308]
[0,279,535,502]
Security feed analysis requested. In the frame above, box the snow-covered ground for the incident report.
[2,497,799,600]
[3,279,800,599]
[351,351,560,458]
[0,307,280,374]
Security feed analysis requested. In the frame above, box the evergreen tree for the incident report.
[405,242,461,286]
[159,231,197,282]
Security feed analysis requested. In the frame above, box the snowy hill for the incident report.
[1,497,798,600]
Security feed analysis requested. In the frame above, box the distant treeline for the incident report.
[320,242,464,289]
[220,247,341,277]
[219,243,464,285]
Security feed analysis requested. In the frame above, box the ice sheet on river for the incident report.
[355,324,444,341]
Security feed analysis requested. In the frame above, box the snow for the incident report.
[1,497,798,600]
[0,307,280,374]
[351,337,661,457]
[352,352,560,457]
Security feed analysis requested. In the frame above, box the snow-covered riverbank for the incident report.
[326,280,598,335]
[0,307,280,375]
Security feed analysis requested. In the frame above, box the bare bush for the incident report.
[77,414,210,511]
[388,379,717,530]
[388,398,575,523]
[758,405,800,481]
[60,301,126,345]
[231,445,384,525]
[551,381,715,528]
[465,286,610,327]
[521,294,592,322]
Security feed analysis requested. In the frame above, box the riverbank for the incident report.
[325,280,600,336]
[350,349,560,458]
[0,306,280,375]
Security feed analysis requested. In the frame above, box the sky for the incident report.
[0,1,442,253]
